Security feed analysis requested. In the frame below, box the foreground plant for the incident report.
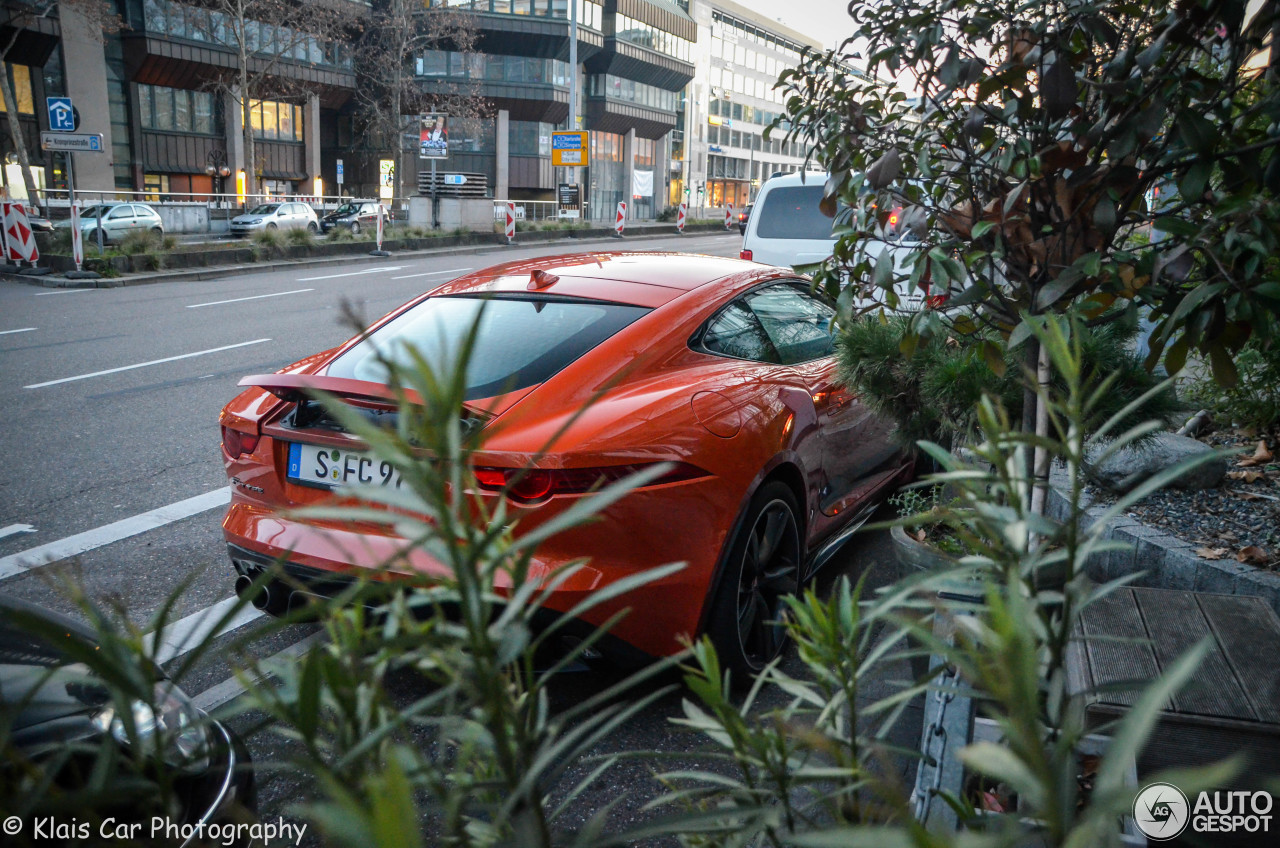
[650,316,1237,847]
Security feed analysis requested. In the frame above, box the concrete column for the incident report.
[226,90,245,183]
[305,94,320,194]
[623,128,635,220]
[59,5,114,190]
[495,109,510,200]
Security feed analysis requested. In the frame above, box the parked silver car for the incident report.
[54,203,165,244]
[229,202,319,236]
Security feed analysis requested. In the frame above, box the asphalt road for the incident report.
[0,229,920,839]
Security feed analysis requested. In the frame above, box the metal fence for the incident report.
[490,199,588,223]
[26,189,400,235]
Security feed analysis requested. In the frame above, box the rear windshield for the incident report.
[755,185,843,240]
[326,295,650,400]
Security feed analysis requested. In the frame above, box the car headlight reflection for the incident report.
[92,683,212,773]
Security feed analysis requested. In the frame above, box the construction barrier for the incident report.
[614,201,626,236]
[677,201,687,233]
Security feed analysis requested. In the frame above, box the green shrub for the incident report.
[836,310,1176,449]
[326,226,353,242]
[1186,339,1280,432]
[252,228,283,250]
[119,228,167,256]
[286,226,315,246]
[44,228,73,254]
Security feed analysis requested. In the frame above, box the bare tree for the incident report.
[0,0,118,210]
[197,0,356,198]
[353,1,485,191]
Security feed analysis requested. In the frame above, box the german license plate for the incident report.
[287,442,403,489]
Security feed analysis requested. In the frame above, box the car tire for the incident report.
[350,221,361,235]
[151,227,163,235]
[90,228,106,245]
[266,222,277,231]
[307,221,318,233]
[705,481,803,683]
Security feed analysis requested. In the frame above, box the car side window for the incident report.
[701,301,781,364]
[109,206,133,219]
[743,283,836,365]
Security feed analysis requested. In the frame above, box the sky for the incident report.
[748,0,858,51]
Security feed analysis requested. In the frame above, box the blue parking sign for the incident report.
[47,97,75,132]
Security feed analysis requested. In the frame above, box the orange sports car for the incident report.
[219,252,910,676]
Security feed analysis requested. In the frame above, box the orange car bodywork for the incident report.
[220,252,911,660]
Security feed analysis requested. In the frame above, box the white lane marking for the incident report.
[389,267,473,280]
[35,288,94,296]
[147,596,264,665]
[24,338,272,389]
[194,632,327,712]
[296,267,402,282]
[0,524,37,540]
[188,288,313,309]
[0,327,37,335]
[0,488,231,579]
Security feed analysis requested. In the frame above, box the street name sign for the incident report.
[40,132,103,152]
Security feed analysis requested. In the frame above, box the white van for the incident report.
[740,171,930,311]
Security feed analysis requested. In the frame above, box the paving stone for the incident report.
[1236,567,1280,618]
[1194,558,1249,594]
[1105,526,1142,583]
[1155,546,1199,592]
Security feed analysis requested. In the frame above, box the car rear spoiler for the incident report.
[238,373,503,419]
[238,374,422,406]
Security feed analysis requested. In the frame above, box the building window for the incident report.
[586,75,678,112]
[249,100,303,141]
[139,85,218,134]
[0,65,35,114]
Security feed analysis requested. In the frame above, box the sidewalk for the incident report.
[10,222,738,290]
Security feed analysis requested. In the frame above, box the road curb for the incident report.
[7,225,737,290]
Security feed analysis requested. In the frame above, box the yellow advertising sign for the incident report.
[551,131,589,167]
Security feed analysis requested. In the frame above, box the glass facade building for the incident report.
[1,0,814,224]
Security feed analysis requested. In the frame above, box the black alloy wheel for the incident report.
[707,481,802,682]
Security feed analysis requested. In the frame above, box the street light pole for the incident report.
[569,0,579,211]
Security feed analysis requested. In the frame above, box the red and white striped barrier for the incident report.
[614,201,626,237]
[725,203,735,230]
[375,204,385,251]
[71,202,84,270]
[505,201,516,243]
[676,201,687,233]
[2,202,39,264]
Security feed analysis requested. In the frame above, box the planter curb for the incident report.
[1048,469,1280,617]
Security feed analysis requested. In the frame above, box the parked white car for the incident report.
[229,202,319,236]
[54,203,165,244]
[740,171,930,311]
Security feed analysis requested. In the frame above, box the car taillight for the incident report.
[221,426,260,457]
[472,462,708,505]
[740,249,753,260]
